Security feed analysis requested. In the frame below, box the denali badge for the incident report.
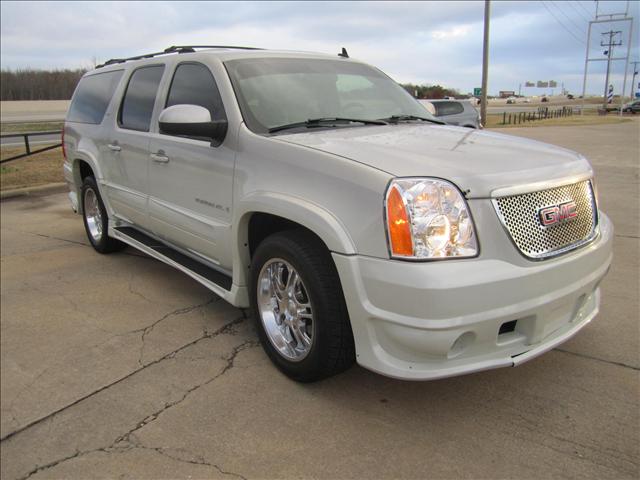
[538,201,578,227]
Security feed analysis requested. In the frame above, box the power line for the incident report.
[573,1,595,20]
[549,1,588,36]
[567,1,594,24]
[540,0,586,45]
[568,1,606,34]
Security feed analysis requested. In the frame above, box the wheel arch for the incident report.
[232,192,356,289]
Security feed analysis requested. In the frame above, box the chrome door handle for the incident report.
[107,144,121,152]
[150,152,169,163]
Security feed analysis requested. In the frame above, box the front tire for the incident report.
[250,230,355,382]
[81,176,125,254]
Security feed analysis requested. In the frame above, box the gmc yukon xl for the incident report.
[63,46,613,382]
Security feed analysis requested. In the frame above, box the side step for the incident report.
[112,226,232,291]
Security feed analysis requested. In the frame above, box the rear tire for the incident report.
[250,230,355,382]
[81,176,125,254]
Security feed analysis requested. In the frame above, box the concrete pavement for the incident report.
[0,121,638,479]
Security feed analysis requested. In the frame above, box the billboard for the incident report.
[499,90,516,98]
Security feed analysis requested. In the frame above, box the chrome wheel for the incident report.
[83,187,103,243]
[257,258,314,361]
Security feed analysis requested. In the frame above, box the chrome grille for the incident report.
[493,180,598,259]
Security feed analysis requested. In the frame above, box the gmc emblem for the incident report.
[538,201,578,227]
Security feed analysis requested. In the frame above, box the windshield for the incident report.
[224,57,436,134]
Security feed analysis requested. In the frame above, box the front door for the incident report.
[147,62,234,271]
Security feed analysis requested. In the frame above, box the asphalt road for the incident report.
[0,121,638,479]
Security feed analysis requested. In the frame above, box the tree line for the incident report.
[0,68,464,102]
[400,83,462,99]
[1,68,87,101]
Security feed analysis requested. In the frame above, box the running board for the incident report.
[111,225,234,297]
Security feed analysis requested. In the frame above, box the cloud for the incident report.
[1,0,638,95]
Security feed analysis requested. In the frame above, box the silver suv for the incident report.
[63,46,613,382]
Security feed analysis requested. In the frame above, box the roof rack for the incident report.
[96,45,264,68]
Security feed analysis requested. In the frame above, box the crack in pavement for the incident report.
[14,337,256,480]
[7,229,154,260]
[134,297,218,367]
[555,348,639,371]
[4,292,217,431]
[0,313,248,444]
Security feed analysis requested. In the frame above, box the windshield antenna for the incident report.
[338,47,349,58]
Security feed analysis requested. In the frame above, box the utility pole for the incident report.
[480,0,490,126]
[601,30,622,109]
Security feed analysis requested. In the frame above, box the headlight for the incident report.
[385,178,478,259]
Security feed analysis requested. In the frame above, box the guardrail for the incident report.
[0,130,62,164]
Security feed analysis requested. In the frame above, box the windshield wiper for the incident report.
[380,115,445,125]
[268,117,388,134]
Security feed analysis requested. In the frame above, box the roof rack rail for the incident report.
[96,45,264,69]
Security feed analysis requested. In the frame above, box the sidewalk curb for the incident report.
[1,182,67,200]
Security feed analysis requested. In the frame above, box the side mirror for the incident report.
[159,104,228,147]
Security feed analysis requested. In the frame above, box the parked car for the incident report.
[63,45,612,382]
[421,99,481,128]
[622,99,640,113]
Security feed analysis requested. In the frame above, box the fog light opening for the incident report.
[448,331,475,359]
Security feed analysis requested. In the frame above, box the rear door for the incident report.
[102,64,165,229]
[147,62,235,271]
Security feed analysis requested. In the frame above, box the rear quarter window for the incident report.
[67,70,123,124]
[434,101,464,116]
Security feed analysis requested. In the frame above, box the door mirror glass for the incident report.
[159,104,228,146]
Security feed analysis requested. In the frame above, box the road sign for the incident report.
[525,81,535,87]
[473,87,482,96]
[549,80,557,88]
[537,81,549,88]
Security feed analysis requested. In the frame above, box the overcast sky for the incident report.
[1,1,638,95]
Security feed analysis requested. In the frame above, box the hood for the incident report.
[275,124,593,198]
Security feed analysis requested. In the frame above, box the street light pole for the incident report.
[480,0,491,126]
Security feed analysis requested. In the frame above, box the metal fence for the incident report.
[0,130,62,164]
[500,107,576,125]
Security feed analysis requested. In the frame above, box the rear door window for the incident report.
[434,101,464,116]
[165,62,227,122]
[119,65,165,132]
[67,70,123,124]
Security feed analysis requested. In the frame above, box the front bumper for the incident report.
[333,213,613,380]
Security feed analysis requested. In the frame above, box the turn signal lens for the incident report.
[385,178,478,259]
[386,185,413,256]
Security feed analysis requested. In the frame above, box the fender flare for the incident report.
[231,191,356,287]
[70,144,107,214]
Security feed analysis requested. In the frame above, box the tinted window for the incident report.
[119,65,164,131]
[67,70,123,124]
[434,101,464,116]
[166,63,226,121]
